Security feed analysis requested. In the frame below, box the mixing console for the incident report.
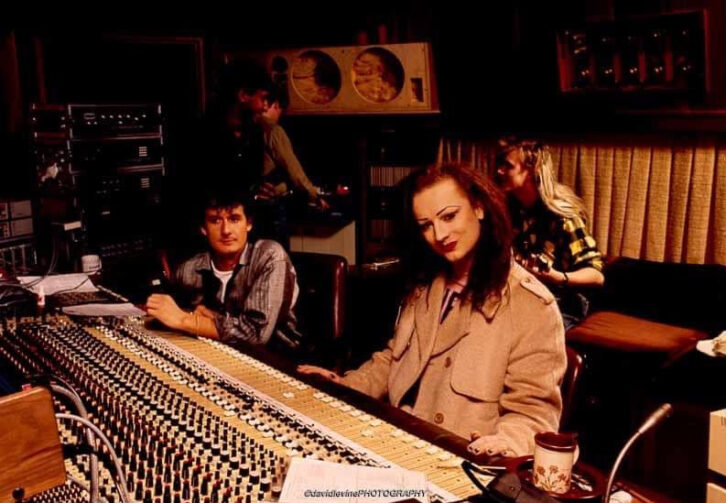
[0,315,483,502]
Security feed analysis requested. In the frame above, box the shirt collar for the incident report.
[196,242,252,273]
[429,271,507,322]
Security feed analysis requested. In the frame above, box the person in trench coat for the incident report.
[299,162,566,457]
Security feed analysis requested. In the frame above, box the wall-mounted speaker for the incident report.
[227,42,439,115]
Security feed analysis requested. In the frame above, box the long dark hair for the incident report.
[401,163,512,309]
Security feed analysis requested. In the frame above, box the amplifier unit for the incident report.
[0,200,34,243]
[228,42,439,115]
[67,103,162,138]
[31,103,162,138]
[69,137,164,174]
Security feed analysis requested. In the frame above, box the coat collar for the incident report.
[412,273,508,357]
[480,289,504,321]
[410,276,464,357]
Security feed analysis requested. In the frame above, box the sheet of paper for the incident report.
[19,273,98,295]
[62,303,146,317]
[279,457,429,503]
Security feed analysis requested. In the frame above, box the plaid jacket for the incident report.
[510,200,604,274]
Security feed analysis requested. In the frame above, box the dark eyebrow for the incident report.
[416,205,461,222]
[436,205,460,216]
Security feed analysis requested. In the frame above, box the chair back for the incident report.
[290,252,348,365]
[561,345,584,430]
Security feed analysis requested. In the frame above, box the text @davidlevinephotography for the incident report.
[303,489,427,498]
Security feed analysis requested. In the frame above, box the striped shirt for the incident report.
[173,240,302,350]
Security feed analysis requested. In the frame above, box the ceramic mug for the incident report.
[532,432,578,494]
[81,254,102,274]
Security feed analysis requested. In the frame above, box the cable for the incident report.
[55,413,130,503]
[50,384,99,503]
[461,460,497,493]
[24,375,101,503]
[67,475,91,493]
[0,236,59,308]
[1,270,91,310]
[47,276,91,297]
[23,234,59,288]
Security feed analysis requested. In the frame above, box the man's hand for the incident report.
[146,294,188,330]
[526,264,566,285]
[255,182,278,201]
[297,364,342,383]
[316,197,331,211]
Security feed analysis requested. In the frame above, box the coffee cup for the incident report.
[532,432,578,494]
[81,254,102,281]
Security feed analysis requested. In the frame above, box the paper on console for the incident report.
[280,457,429,503]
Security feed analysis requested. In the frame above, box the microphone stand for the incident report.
[604,404,673,501]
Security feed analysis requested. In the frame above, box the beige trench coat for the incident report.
[341,262,566,456]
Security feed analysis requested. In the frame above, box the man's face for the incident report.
[239,89,270,116]
[201,205,251,258]
[496,149,531,192]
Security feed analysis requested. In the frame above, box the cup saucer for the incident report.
[505,456,605,501]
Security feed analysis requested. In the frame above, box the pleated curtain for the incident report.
[437,136,726,265]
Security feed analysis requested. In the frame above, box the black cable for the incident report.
[0,235,60,308]
[462,461,498,494]
[23,235,58,288]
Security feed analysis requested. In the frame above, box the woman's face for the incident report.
[496,149,531,192]
[413,177,484,265]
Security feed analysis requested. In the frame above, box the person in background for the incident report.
[495,136,604,330]
[147,187,303,355]
[261,90,330,210]
[163,60,271,256]
[253,88,330,248]
[211,60,272,189]
[299,163,566,457]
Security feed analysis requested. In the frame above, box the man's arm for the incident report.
[146,293,219,338]
[213,258,294,346]
[268,125,320,200]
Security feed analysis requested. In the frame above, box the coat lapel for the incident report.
[388,276,445,406]
[389,275,506,406]
[413,274,446,364]
[431,297,473,356]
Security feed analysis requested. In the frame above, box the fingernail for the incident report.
[486,449,495,455]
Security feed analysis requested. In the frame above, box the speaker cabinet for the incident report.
[229,43,438,115]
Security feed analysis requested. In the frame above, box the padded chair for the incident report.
[289,252,348,367]
[560,345,584,431]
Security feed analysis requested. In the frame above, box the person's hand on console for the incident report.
[146,294,188,330]
[297,364,342,384]
[467,431,515,458]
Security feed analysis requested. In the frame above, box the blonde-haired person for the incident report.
[496,137,604,330]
